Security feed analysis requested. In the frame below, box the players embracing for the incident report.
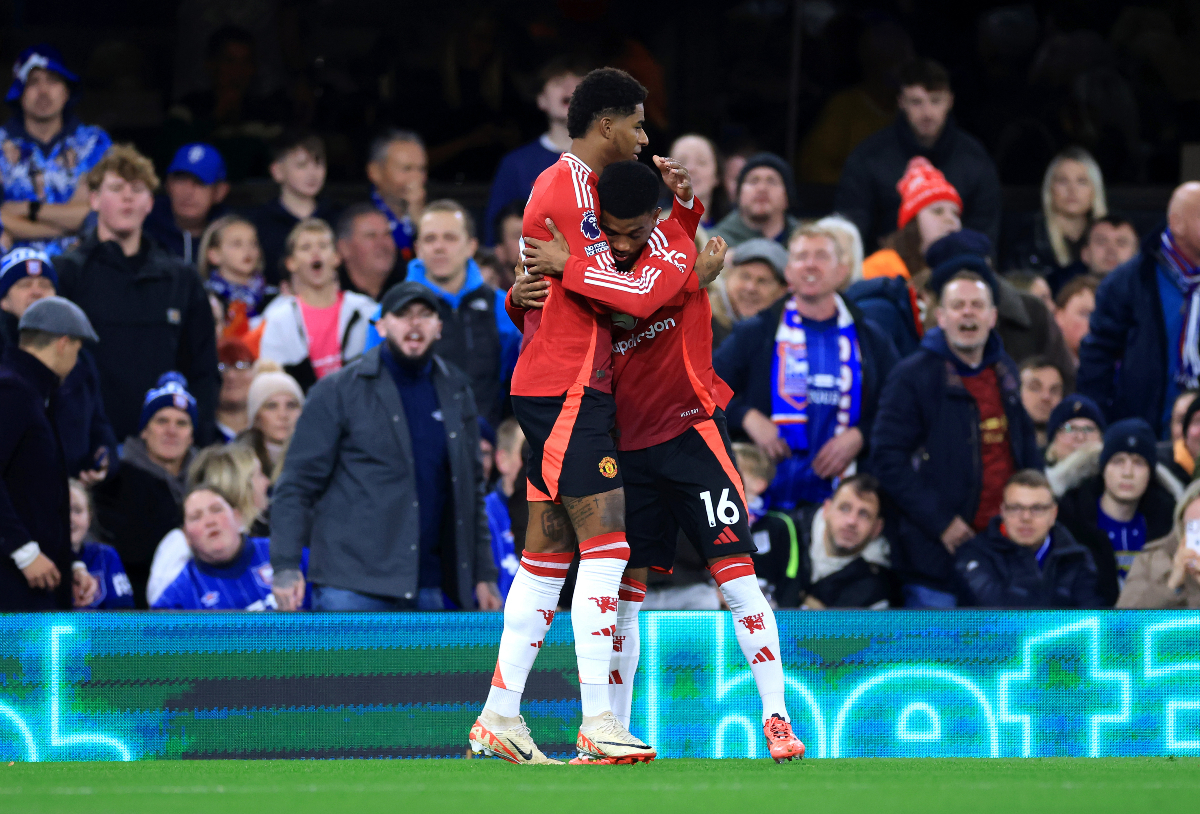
[469,67,805,766]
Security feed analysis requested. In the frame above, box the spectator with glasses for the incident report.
[214,338,255,442]
[955,469,1103,608]
[1044,394,1106,496]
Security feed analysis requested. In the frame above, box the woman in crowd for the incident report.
[669,134,725,229]
[145,442,272,606]
[1162,391,1200,485]
[1118,479,1200,609]
[238,369,305,480]
[1002,147,1107,281]
[215,338,256,442]
[860,157,961,282]
[93,373,198,607]
[68,479,135,609]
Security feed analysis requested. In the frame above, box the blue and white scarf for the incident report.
[770,294,862,452]
[1163,228,1200,388]
[207,273,272,319]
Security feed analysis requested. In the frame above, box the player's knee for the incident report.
[525,502,576,554]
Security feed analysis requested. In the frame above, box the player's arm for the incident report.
[655,154,704,241]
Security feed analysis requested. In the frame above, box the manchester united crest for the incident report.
[598,456,618,478]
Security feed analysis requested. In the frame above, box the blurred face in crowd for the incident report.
[1026,275,1055,313]
[494,429,526,485]
[255,390,302,446]
[417,210,478,287]
[494,214,524,271]
[727,260,786,320]
[271,148,326,199]
[1103,452,1151,505]
[1173,392,1197,443]
[537,72,581,128]
[141,407,193,469]
[1048,418,1101,462]
[1168,182,1200,266]
[823,485,883,555]
[338,211,396,279]
[898,84,953,145]
[0,275,55,317]
[738,167,787,224]
[723,155,747,207]
[207,221,260,284]
[68,482,90,550]
[184,489,244,565]
[21,68,69,123]
[1055,287,1095,357]
[285,228,340,291]
[1081,222,1138,276]
[218,356,254,408]
[369,140,428,213]
[249,456,271,512]
[1186,414,1200,461]
[378,301,442,362]
[671,135,718,204]
[937,277,997,356]
[1020,365,1064,425]
[167,173,228,225]
[1049,159,1095,219]
[916,200,961,253]
[90,172,154,238]
[786,234,840,302]
[1000,484,1057,547]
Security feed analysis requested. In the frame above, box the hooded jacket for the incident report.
[834,114,1002,251]
[869,328,1040,592]
[843,275,923,358]
[55,232,220,445]
[956,517,1103,608]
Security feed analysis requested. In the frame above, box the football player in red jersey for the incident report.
[470,68,720,766]
[514,158,806,763]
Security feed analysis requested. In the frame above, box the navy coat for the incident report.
[869,329,1041,592]
[956,518,1104,608]
[843,276,923,359]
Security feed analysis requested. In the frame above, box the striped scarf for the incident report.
[1162,229,1200,388]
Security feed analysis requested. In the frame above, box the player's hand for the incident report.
[512,271,550,309]
[810,427,863,480]
[72,567,98,607]
[476,581,503,610]
[272,570,306,611]
[22,553,61,591]
[941,516,974,554]
[522,219,570,277]
[743,408,790,463]
[654,155,692,202]
[693,236,727,289]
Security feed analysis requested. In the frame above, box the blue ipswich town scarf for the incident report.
[770,294,862,452]
[1162,228,1200,388]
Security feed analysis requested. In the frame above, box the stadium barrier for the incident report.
[0,610,1196,761]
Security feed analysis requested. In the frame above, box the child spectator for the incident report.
[249,131,339,285]
[485,418,524,599]
[153,484,304,610]
[144,143,230,264]
[199,214,275,343]
[68,479,134,609]
[258,219,375,391]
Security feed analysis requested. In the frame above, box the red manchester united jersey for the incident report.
[509,153,698,397]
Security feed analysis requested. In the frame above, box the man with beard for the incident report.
[269,281,500,615]
[870,270,1039,608]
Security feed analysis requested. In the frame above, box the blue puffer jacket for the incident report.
[869,328,1041,593]
[955,518,1104,608]
[1077,230,1170,436]
[843,276,922,359]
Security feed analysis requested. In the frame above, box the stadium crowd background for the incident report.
[3,0,1200,613]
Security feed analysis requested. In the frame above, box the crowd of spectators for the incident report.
[3,31,1200,615]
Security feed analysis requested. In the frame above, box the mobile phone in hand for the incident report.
[1185,519,1200,554]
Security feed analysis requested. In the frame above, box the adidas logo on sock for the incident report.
[591,626,615,637]
[715,527,739,544]
[751,646,776,664]
[608,670,623,685]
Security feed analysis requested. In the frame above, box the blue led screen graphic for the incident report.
[0,611,1197,760]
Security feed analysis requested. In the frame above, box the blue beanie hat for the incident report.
[924,228,994,269]
[139,372,197,431]
[1100,417,1157,471]
[0,247,58,300]
[1046,394,1107,446]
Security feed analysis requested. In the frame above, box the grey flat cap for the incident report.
[731,238,788,283]
[18,296,99,342]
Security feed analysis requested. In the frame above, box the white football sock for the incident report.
[572,532,630,717]
[484,550,570,719]
[712,557,789,723]
[608,576,645,729]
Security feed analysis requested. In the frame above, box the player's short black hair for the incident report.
[566,68,647,139]
[597,160,660,220]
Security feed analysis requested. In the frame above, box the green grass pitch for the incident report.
[3,758,1199,814]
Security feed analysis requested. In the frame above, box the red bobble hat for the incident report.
[895,157,961,229]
